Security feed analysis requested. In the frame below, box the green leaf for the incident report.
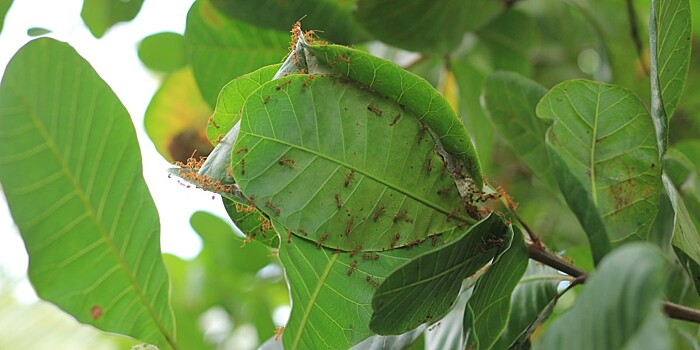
[0,0,12,34]
[353,0,502,53]
[138,32,186,73]
[492,262,562,350]
[184,0,289,107]
[26,27,51,37]
[144,68,213,163]
[351,326,426,350]
[304,42,484,188]
[370,214,509,335]
[662,175,700,296]
[649,0,692,132]
[206,63,282,144]
[463,228,529,350]
[665,140,700,214]
[0,38,175,348]
[277,222,439,350]
[477,10,536,76]
[538,80,662,262]
[535,243,671,350]
[222,197,279,247]
[481,71,554,189]
[210,0,367,45]
[232,74,473,251]
[452,59,494,173]
[80,0,144,38]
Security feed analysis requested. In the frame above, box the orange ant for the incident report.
[278,157,295,168]
[274,326,285,341]
[393,210,408,223]
[349,245,362,257]
[367,104,383,116]
[366,275,380,287]
[335,193,342,209]
[372,204,385,221]
[265,200,280,216]
[344,168,356,187]
[345,216,355,236]
[317,232,329,247]
[390,233,400,248]
[347,260,358,276]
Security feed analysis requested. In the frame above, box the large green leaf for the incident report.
[184,0,289,107]
[536,243,671,349]
[649,0,692,125]
[481,71,554,189]
[81,0,144,38]
[538,80,662,261]
[144,68,213,163]
[477,10,536,76]
[232,74,473,251]
[463,228,528,350]
[277,222,439,350]
[0,0,12,34]
[137,32,186,74]
[210,0,367,45]
[0,38,175,348]
[491,262,562,350]
[206,63,282,144]
[304,42,483,188]
[370,214,509,335]
[353,0,502,53]
[662,175,700,296]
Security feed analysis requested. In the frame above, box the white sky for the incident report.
[0,0,231,302]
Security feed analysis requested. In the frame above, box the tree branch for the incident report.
[526,243,700,324]
[626,0,649,75]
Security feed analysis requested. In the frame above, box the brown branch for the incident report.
[527,243,700,324]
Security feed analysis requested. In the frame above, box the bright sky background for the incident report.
[0,0,231,302]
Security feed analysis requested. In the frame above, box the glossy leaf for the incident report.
[232,74,472,251]
[370,214,510,335]
[538,80,662,261]
[492,262,562,350]
[81,0,144,38]
[138,32,186,73]
[277,222,439,350]
[536,243,671,350]
[481,71,554,188]
[210,0,367,45]
[463,228,529,350]
[184,0,289,107]
[662,175,700,295]
[144,68,213,163]
[304,42,483,188]
[0,38,175,348]
[206,63,281,144]
[354,0,502,53]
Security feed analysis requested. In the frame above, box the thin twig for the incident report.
[514,211,542,247]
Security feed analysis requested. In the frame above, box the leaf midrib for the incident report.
[243,132,477,225]
[7,78,176,349]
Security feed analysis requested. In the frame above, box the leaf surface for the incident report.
[185,0,288,107]
[482,71,553,188]
[210,0,367,45]
[81,0,144,38]
[304,43,483,188]
[206,63,282,144]
[536,244,671,350]
[0,38,175,348]
[354,0,502,53]
[463,228,528,350]
[538,80,662,261]
[138,32,186,73]
[233,74,473,250]
[144,68,212,162]
[277,222,439,350]
[370,214,509,334]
